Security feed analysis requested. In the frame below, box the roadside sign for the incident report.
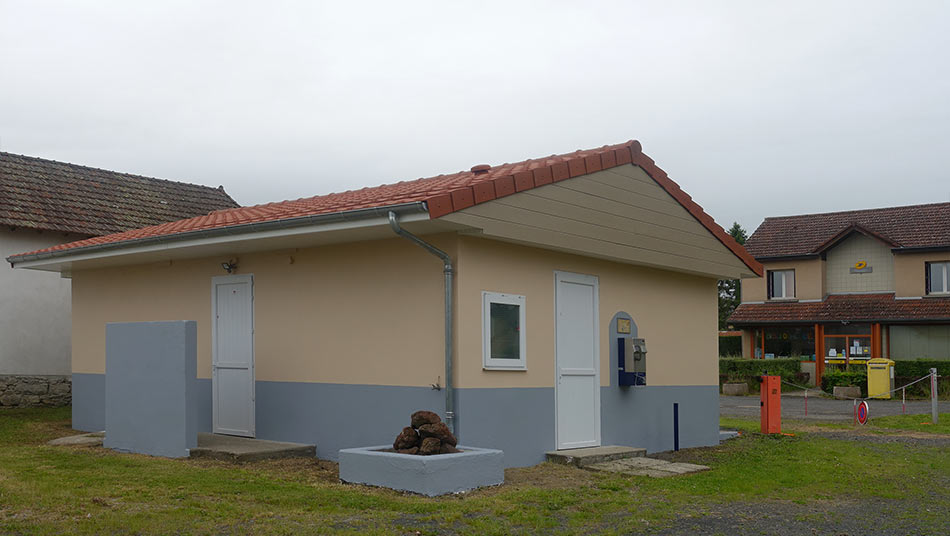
[856,400,869,425]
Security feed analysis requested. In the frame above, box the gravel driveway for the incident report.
[659,497,949,536]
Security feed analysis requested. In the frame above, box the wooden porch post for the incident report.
[871,323,881,359]
[814,324,823,387]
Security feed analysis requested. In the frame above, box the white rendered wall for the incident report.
[0,229,79,375]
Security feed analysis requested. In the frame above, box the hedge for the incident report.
[719,358,803,393]
[719,358,800,378]
[893,360,950,379]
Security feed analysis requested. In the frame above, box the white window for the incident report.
[927,261,950,295]
[768,269,795,299]
[482,291,526,370]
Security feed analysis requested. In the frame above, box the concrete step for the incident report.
[189,433,315,462]
[545,445,646,468]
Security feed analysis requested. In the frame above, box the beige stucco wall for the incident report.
[72,236,452,386]
[741,259,824,302]
[72,232,718,389]
[894,252,950,297]
[825,234,894,294]
[455,236,718,388]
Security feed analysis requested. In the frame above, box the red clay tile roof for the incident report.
[728,293,950,324]
[8,140,762,275]
[0,152,239,235]
[744,202,950,259]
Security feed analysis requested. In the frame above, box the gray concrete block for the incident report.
[833,386,861,399]
[103,321,197,458]
[339,445,504,496]
[721,383,749,396]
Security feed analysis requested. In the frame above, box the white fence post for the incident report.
[931,368,939,425]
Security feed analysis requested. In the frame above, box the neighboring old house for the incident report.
[8,140,760,466]
[0,152,240,406]
[729,202,950,385]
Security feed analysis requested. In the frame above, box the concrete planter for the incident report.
[833,385,861,399]
[339,445,504,496]
[721,383,749,396]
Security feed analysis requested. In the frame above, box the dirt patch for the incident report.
[27,421,76,445]
[492,462,594,493]
[189,456,342,485]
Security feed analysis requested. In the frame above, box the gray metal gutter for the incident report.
[388,211,456,438]
[7,202,429,266]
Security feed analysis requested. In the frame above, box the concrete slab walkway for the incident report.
[48,432,315,462]
[47,432,104,447]
[189,433,315,462]
[545,445,646,468]
[587,457,710,478]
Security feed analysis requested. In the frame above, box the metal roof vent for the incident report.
[470,164,491,175]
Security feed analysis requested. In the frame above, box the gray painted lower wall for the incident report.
[255,382,444,460]
[601,385,720,454]
[72,373,105,432]
[456,387,556,467]
[73,373,212,434]
[72,375,718,467]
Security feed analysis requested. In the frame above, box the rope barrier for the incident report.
[779,371,939,402]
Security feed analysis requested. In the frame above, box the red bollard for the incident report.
[760,375,781,434]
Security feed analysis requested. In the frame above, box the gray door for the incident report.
[212,274,255,437]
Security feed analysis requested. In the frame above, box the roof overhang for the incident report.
[892,244,950,254]
[8,203,454,273]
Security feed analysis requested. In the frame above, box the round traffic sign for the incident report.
[857,400,869,425]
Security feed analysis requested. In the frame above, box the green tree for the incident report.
[718,222,748,330]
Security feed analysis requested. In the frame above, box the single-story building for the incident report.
[9,140,761,466]
[729,202,950,385]
[0,151,238,406]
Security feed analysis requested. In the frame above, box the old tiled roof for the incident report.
[8,140,762,275]
[729,293,950,324]
[744,202,950,259]
[0,152,240,236]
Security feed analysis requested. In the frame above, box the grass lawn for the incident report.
[1,408,949,535]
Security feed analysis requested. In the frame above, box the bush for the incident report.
[718,336,742,357]
[821,370,868,397]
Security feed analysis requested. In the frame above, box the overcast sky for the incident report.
[2,1,948,233]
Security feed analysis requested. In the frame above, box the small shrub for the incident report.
[821,370,868,397]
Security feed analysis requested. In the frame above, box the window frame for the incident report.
[926,261,950,295]
[482,291,527,370]
[767,269,796,300]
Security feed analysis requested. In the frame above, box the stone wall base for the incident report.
[0,375,71,407]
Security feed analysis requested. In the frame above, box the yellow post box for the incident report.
[867,358,895,399]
